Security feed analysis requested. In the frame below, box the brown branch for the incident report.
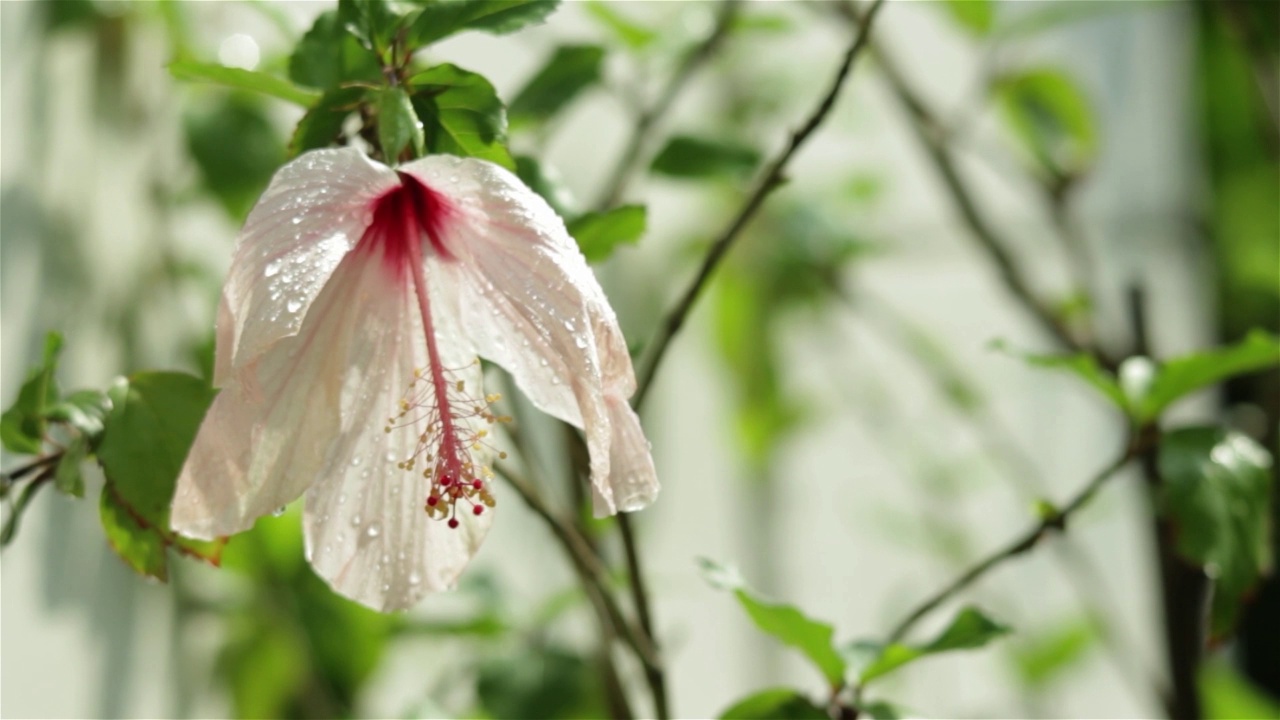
[595,0,742,210]
[632,0,888,411]
[884,447,1138,645]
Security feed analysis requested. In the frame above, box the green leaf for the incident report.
[96,372,222,580]
[583,1,656,49]
[99,485,169,579]
[1010,617,1095,686]
[698,558,846,684]
[1136,331,1280,421]
[942,0,994,35]
[404,0,561,48]
[509,44,604,126]
[568,205,646,262]
[476,645,605,719]
[289,86,367,156]
[168,61,320,107]
[377,87,425,162]
[1,332,63,455]
[992,341,1127,411]
[849,606,1011,684]
[54,433,88,498]
[337,0,400,54]
[719,689,827,720]
[288,10,382,91]
[993,67,1098,179]
[515,155,578,217]
[651,135,761,179]
[1201,662,1280,720]
[45,389,112,443]
[185,95,286,219]
[409,64,515,169]
[1160,426,1273,637]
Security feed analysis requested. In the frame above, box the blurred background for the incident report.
[2,1,1277,718]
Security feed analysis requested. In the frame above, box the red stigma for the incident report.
[473,505,484,516]
[426,496,439,507]
[447,518,460,529]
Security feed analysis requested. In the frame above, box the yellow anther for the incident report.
[485,393,502,403]
[498,451,508,460]
[477,429,488,438]
[384,426,392,433]
[498,415,513,423]
[456,380,465,392]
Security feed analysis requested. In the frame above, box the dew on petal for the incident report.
[264,260,281,277]
[352,514,363,527]
[366,523,381,538]
[286,299,303,313]
[271,506,287,517]
[408,572,422,585]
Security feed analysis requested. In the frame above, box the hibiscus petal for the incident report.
[399,156,659,517]
[215,147,398,384]
[301,254,492,611]
[173,236,406,539]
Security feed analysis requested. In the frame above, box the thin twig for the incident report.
[632,0,888,411]
[616,511,665,718]
[495,463,661,673]
[884,447,1138,645]
[595,0,742,210]
[869,37,1111,366]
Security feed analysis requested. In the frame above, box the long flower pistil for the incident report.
[365,171,510,529]
[383,364,510,527]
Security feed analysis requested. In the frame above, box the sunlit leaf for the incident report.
[941,0,994,35]
[54,433,88,498]
[719,688,827,720]
[1,332,63,455]
[568,205,646,262]
[404,0,561,48]
[509,44,604,126]
[45,389,112,441]
[96,372,222,579]
[992,340,1126,411]
[993,67,1098,179]
[409,64,515,170]
[1136,330,1280,421]
[847,606,1011,684]
[651,135,761,179]
[168,61,319,107]
[99,485,169,578]
[1201,662,1280,719]
[698,557,846,684]
[1160,426,1273,637]
[584,1,656,49]
[1010,617,1096,686]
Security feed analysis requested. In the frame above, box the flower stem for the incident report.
[632,0,888,411]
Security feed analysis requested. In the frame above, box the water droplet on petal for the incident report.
[265,261,281,277]
[352,514,362,527]
[271,506,287,517]
[351,456,362,466]
[408,572,422,585]
[367,523,381,538]
[286,299,303,313]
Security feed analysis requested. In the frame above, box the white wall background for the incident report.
[2,1,1206,717]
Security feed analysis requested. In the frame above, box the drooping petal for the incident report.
[399,156,659,516]
[173,234,407,539]
[214,148,398,385]
[300,245,492,611]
